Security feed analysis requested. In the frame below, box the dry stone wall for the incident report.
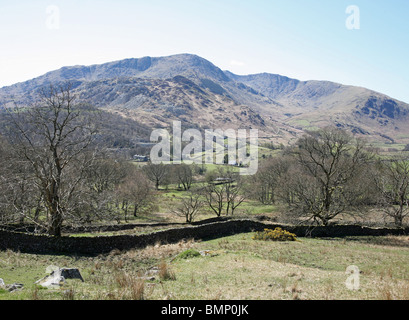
[0,220,408,255]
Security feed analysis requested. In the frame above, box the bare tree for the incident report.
[248,156,291,205]
[285,127,371,225]
[373,157,409,227]
[73,157,129,225]
[173,164,194,191]
[143,163,169,190]
[172,189,203,223]
[225,178,246,215]
[203,182,225,217]
[117,169,156,221]
[203,167,246,217]
[0,137,35,226]
[85,158,128,194]
[5,83,98,236]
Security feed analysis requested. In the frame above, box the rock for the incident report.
[145,267,159,276]
[138,268,159,281]
[60,268,84,282]
[36,268,84,288]
[36,273,65,288]
[7,283,24,293]
[138,276,156,281]
[0,279,24,292]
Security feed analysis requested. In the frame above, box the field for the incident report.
[1,232,409,300]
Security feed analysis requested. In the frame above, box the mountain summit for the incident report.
[1,53,408,145]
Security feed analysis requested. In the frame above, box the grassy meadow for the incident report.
[1,232,409,300]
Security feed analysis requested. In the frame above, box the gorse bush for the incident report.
[253,228,297,242]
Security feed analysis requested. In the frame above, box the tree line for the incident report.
[0,84,408,237]
[249,128,409,227]
[0,84,246,235]
[0,84,154,236]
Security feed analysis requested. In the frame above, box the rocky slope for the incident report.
[1,54,408,145]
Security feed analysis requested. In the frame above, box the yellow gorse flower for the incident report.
[252,227,297,242]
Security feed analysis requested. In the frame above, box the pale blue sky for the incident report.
[1,0,409,103]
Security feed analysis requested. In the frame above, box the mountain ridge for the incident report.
[1,53,408,145]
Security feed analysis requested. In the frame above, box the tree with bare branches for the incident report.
[143,163,169,190]
[173,163,194,191]
[203,167,246,217]
[116,168,156,221]
[373,157,409,227]
[172,189,203,223]
[5,83,98,236]
[285,127,371,225]
[248,156,291,205]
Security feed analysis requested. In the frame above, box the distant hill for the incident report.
[1,53,408,145]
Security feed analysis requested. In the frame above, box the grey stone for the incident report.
[36,268,84,288]
[145,267,159,276]
[7,283,24,292]
[60,268,84,282]
[138,276,156,281]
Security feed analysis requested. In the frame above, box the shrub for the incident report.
[174,249,201,260]
[253,228,298,242]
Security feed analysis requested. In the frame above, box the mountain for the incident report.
[225,72,409,144]
[1,53,409,146]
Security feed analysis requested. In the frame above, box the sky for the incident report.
[1,0,409,103]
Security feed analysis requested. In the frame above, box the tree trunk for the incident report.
[47,179,63,237]
[395,209,403,227]
[48,208,62,237]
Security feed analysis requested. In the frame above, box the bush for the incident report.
[252,228,297,242]
[174,249,201,260]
